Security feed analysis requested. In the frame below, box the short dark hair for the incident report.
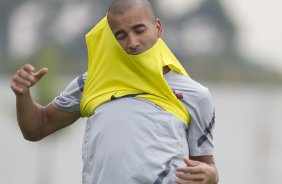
[108,0,156,20]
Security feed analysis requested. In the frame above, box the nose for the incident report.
[127,33,140,49]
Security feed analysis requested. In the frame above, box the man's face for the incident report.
[108,5,163,55]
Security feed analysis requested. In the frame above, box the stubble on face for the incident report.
[107,1,161,55]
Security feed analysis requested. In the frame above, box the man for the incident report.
[11,0,219,183]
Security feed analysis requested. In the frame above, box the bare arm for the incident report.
[11,64,80,141]
[175,156,219,184]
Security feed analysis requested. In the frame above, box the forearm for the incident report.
[16,90,44,141]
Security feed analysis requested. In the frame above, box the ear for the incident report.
[155,18,163,38]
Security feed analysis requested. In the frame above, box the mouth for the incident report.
[128,52,141,55]
[126,48,144,55]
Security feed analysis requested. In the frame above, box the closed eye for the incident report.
[115,31,126,40]
[135,27,146,34]
[132,24,146,34]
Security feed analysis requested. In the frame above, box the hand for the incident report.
[11,64,48,96]
[175,157,218,184]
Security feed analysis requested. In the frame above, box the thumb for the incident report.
[183,157,199,167]
[34,67,48,81]
[32,67,48,86]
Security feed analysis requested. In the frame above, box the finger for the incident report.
[176,165,201,174]
[17,67,35,82]
[185,158,200,167]
[22,63,35,73]
[182,157,190,165]
[175,180,201,184]
[10,80,28,95]
[175,180,202,184]
[175,179,190,184]
[176,172,204,181]
[12,74,32,87]
[11,81,21,92]
[176,166,193,173]
[33,67,48,81]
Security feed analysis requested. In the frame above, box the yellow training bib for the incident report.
[80,16,190,124]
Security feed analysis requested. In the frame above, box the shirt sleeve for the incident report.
[165,71,215,156]
[51,73,86,112]
[182,84,215,156]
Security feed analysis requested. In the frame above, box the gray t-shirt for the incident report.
[52,71,215,184]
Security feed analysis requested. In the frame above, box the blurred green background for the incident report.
[1,0,282,183]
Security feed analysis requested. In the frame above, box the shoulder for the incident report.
[76,72,87,92]
[51,72,87,112]
[65,72,87,92]
[165,71,211,103]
